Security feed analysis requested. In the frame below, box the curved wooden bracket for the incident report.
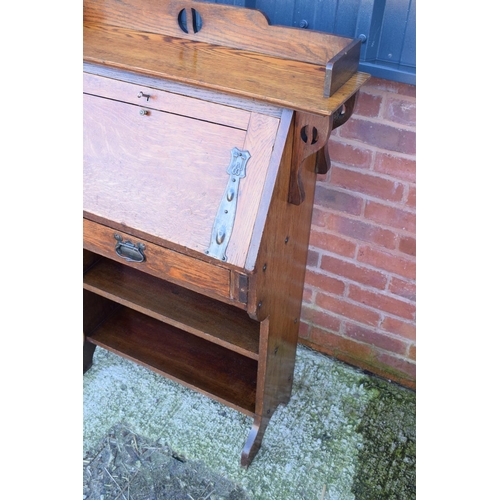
[315,93,358,175]
[288,113,333,205]
[288,92,357,205]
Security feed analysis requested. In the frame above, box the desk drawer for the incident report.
[83,218,232,303]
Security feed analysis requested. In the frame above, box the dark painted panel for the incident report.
[400,0,416,68]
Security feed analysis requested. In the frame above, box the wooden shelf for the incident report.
[84,257,260,360]
[87,304,257,415]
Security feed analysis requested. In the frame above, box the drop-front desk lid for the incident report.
[84,72,283,271]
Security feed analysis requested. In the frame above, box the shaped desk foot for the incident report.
[83,336,97,374]
[241,414,271,468]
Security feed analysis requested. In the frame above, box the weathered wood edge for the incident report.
[244,109,293,272]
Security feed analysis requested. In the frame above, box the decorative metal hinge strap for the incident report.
[206,147,251,262]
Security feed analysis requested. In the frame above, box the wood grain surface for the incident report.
[84,24,370,116]
[83,219,232,302]
[83,0,352,65]
[241,116,320,465]
[84,63,285,118]
[84,72,251,130]
[84,92,244,254]
[224,112,281,267]
[88,306,258,415]
[84,257,260,359]
[84,78,280,268]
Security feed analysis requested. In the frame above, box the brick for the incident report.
[309,326,374,359]
[316,171,329,183]
[373,153,416,183]
[315,213,397,250]
[330,166,405,202]
[348,284,416,321]
[321,254,388,289]
[302,286,314,304]
[358,245,416,280]
[407,186,416,208]
[311,207,328,228]
[316,292,381,326]
[383,97,416,127]
[304,269,346,296]
[408,344,416,361]
[365,200,416,232]
[309,229,357,258]
[344,322,408,355]
[363,77,416,98]
[314,185,364,215]
[301,305,342,332]
[389,277,416,301]
[353,90,382,118]
[380,316,416,341]
[307,249,320,267]
[338,117,416,155]
[399,235,416,257]
[298,320,310,340]
[375,351,416,380]
[327,140,373,169]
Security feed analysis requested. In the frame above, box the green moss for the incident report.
[351,377,416,500]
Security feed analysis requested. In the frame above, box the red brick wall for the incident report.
[300,77,416,389]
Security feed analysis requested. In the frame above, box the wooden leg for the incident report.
[83,336,97,373]
[241,414,271,468]
[279,382,292,406]
[83,289,119,373]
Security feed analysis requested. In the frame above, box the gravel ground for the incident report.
[83,345,415,499]
[83,424,248,500]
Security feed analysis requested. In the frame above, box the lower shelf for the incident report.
[83,255,260,359]
[87,304,258,415]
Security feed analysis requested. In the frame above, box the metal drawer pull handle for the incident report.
[114,234,146,263]
[139,109,149,116]
[137,91,151,101]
